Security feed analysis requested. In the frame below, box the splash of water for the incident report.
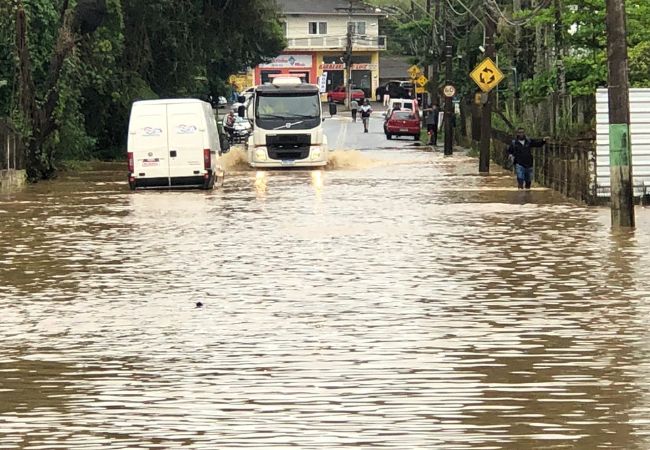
[221,146,251,172]
[326,149,381,170]
[222,147,382,172]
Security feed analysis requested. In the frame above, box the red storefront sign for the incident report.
[319,63,345,70]
[351,64,378,71]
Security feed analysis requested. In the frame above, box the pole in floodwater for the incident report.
[443,19,453,156]
[478,15,495,173]
[605,0,635,228]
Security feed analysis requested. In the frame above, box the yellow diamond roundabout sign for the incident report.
[470,57,504,93]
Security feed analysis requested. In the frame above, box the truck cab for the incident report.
[246,77,329,168]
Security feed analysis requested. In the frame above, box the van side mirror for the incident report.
[237,105,246,118]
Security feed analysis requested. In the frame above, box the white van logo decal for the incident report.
[142,158,160,167]
[143,127,162,136]
[176,124,198,134]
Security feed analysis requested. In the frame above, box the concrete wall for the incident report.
[596,88,650,197]
[0,169,27,190]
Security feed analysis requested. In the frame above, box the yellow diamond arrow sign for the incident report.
[416,74,428,87]
[408,65,422,79]
[470,57,504,93]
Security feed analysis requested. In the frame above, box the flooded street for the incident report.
[3,116,650,449]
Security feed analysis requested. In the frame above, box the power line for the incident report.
[445,0,468,17]
[485,0,552,27]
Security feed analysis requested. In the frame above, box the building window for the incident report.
[348,21,366,35]
[309,21,327,35]
[281,21,287,36]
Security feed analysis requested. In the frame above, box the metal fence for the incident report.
[0,119,24,171]
[595,88,650,197]
[492,129,597,204]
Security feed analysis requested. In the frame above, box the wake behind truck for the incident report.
[245,77,331,168]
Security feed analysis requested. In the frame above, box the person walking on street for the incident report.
[360,100,372,133]
[425,104,439,146]
[360,101,372,133]
[350,99,359,122]
[507,127,548,189]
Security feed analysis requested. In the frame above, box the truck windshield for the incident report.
[256,93,321,129]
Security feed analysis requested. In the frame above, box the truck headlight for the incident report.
[310,147,322,160]
[255,148,267,161]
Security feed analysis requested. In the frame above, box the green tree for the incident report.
[8,0,285,180]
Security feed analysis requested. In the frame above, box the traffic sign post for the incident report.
[470,57,504,93]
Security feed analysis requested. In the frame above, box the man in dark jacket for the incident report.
[507,128,547,189]
[425,104,439,146]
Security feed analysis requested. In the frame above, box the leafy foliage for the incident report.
[1,0,285,177]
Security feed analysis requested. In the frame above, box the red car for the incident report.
[384,110,421,140]
[327,86,366,104]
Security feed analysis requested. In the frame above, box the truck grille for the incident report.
[266,134,311,161]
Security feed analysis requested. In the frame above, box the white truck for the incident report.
[245,77,331,168]
[127,99,228,190]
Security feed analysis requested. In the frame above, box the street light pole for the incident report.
[605,0,635,228]
[443,16,453,156]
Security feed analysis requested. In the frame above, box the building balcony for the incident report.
[286,35,387,51]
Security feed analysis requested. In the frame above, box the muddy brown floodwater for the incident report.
[3,145,650,449]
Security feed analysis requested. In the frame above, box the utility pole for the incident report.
[430,0,440,107]
[605,0,635,228]
[345,23,353,109]
[443,10,453,156]
[338,1,365,109]
[479,15,495,173]
[425,0,432,110]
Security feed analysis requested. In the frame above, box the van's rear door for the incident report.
[167,103,206,179]
[130,103,170,185]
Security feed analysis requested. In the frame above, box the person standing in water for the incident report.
[507,127,548,189]
[360,100,372,133]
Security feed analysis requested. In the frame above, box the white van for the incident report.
[127,99,227,190]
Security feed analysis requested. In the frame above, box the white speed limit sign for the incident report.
[443,85,456,98]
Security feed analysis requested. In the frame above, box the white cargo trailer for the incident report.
[127,99,227,190]
[595,88,650,197]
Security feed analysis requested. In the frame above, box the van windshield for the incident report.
[256,93,321,130]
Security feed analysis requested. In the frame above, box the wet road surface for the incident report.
[3,115,650,448]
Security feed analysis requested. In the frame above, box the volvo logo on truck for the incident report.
[245,76,331,168]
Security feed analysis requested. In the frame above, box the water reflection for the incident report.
[254,170,268,196]
[311,170,323,200]
[2,152,650,448]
